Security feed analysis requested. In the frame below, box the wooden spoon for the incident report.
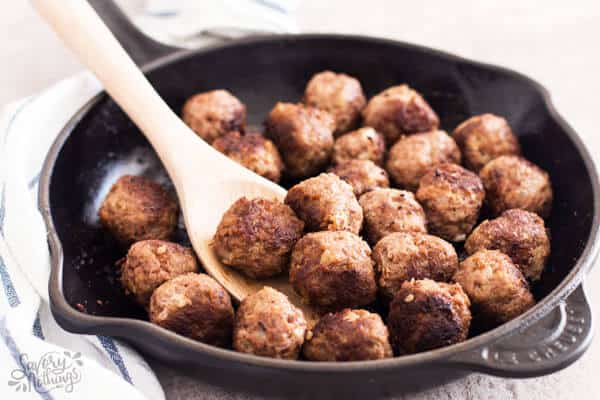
[33,0,318,323]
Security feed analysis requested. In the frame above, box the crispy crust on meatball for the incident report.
[479,155,553,218]
[303,309,392,361]
[213,197,304,279]
[233,287,307,359]
[332,127,386,166]
[372,232,458,299]
[362,84,439,145]
[359,189,427,245]
[452,114,521,172]
[120,240,198,307]
[465,209,550,281]
[265,102,335,178]
[416,163,485,242]
[182,89,246,143]
[388,279,471,355]
[285,173,363,234]
[328,159,390,197]
[453,250,535,328]
[98,175,178,245]
[212,130,284,183]
[386,130,461,191]
[289,231,377,311]
[303,71,367,136]
[149,273,234,347]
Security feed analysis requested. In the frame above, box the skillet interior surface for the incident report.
[46,36,595,361]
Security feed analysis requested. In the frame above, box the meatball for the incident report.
[303,71,367,136]
[149,273,234,347]
[182,89,246,143]
[388,279,471,355]
[212,130,284,183]
[359,189,427,246]
[303,309,392,361]
[328,159,389,197]
[285,173,363,234]
[386,130,461,191]
[452,113,521,172]
[332,127,386,166]
[453,250,535,328]
[213,197,304,279]
[416,163,485,242]
[289,231,377,311]
[98,175,178,245]
[265,102,334,178]
[362,84,439,144]
[233,287,307,359]
[372,232,458,299]
[479,155,553,218]
[465,209,550,281]
[120,240,198,307]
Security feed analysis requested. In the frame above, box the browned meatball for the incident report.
[212,130,284,183]
[233,287,307,359]
[362,84,439,145]
[416,163,485,242]
[388,279,471,355]
[149,273,234,347]
[465,209,550,281]
[265,102,334,178]
[359,189,427,246]
[328,159,389,197]
[213,197,304,279]
[479,155,553,218]
[303,71,367,136]
[182,89,246,143]
[285,173,363,234]
[120,240,198,307]
[303,309,392,361]
[453,250,535,328]
[332,127,386,166]
[98,175,178,245]
[386,130,461,191]
[289,231,377,311]
[372,232,458,299]
[452,114,521,172]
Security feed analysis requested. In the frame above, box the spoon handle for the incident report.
[31,0,215,185]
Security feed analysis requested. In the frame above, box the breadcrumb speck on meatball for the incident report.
[233,287,307,359]
[213,197,304,279]
[387,279,471,355]
[303,71,367,136]
[149,273,234,347]
[328,159,389,197]
[212,130,284,183]
[303,309,392,361]
[120,240,198,307]
[332,127,386,166]
[453,250,535,328]
[362,84,439,145]
[289,231,377,311]
[98,175,178,245]
[182,89,246,143]
[465,209,550,281]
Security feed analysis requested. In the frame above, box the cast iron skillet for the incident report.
[39,1,599,397]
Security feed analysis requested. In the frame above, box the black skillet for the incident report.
[39,1,600,397]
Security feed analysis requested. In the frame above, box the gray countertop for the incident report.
[3,1,600,399]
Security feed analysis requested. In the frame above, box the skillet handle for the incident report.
[87,0,178,66]
[448,283,593,378]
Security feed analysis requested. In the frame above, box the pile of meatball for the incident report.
[97,71,552,362]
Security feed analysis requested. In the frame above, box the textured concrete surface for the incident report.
[3,1,600,399]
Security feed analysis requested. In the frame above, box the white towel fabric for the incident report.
[0,1,296,399]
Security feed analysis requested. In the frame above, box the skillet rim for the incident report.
[39,33,600,373]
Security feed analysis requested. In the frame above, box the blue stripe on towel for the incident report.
[0,251,20,307]
[0,317,54,400]
[32,314,45,340]
[97,335,133,384]
[252,0,288,14]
